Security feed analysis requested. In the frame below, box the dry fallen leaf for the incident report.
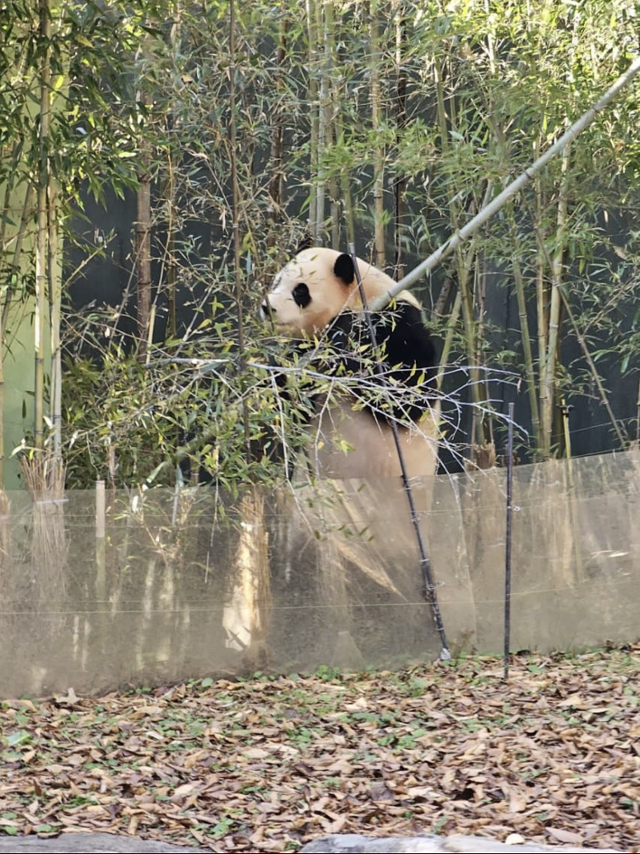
[0,645,638,853]
[546,827,585,845]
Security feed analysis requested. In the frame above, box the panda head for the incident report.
[262,247,418,338]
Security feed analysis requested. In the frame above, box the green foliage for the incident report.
[4,0,640,483]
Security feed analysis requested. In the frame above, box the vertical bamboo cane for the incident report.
[305,0,319,242]
[48,178,61,458]
[267,8,288,249]
[435,59,487,450]
[323,1,340,250]
[229,0,251,463]
[329,7,355,247]
[34,0,51,451]
[506,208,542,455]
[135,100,152,356]
[393,0,407,279]
[543,141,571,454]
[370,0,385,268]
[314,0,327,244]
[0,186,34,486]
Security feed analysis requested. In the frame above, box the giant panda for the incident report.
[262,247,440,480]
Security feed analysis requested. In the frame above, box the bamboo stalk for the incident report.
[542,140,571,453]
[435,57,491,451]
[314,0,326,243]
[34,0,51,451]
[0,151,33,486]
[305,0,319,242]
[368,55,640,311]
[560,276,626,448]
[436,289,462,393]
[267,8,288,248]
[135,105,152,356]
[534,144,550,458]
[329,8,355,247]
[370,0,385,268]
[393,0,407,279]
[165,147,177,341]
[229,0,251,463]
[165,6,182,340]
[435,58,485,447]
[48,177,61,457]
[0,149,17,255]
[506,207,542,454]
[0,333,4,488]
[322,0,340,249]
[529,198,627,449]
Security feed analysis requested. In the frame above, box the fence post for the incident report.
[504,403,515,680]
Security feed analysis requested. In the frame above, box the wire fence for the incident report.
[0,447,638,697]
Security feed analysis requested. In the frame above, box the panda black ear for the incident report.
[334,253,355,285]
[294,233,314,254]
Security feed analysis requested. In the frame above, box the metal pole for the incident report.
[348,243,450,659]
[503,402,515,680]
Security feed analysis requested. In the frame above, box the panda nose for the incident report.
[261,299,272,318]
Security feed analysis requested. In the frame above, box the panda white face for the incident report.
[262,247,421,339]
[261,248,357,338]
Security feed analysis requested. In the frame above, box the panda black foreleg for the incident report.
[326,303,438,425]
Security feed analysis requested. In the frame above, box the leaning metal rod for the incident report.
[348,243,450,659]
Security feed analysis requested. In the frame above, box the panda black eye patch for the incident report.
[292,282,311,308]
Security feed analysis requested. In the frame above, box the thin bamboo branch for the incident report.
[368,54,640,311]
[560,291,625,447]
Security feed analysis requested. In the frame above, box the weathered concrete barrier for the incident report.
[0,832,622,854]
[299,833,622,853]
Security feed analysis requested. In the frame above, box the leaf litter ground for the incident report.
[0,646,639,852]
